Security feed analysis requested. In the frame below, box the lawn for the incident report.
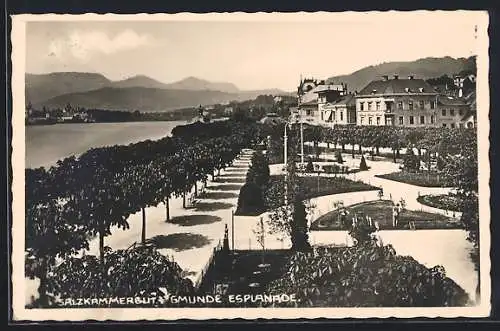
[375,171,454,187]
[417,194,465,213]
[269,175,378,200]
[310,199,461,230]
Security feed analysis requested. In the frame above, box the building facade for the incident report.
[356,75,440,127]
[318,93,356,126]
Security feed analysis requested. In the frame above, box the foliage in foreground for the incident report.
[266,244,470,307]
[267,210,470,307]
[31,245,194,307]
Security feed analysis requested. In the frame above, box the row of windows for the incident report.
[360,115,436,125]
[321,111,344,122]
[442,108,465,116]
[359,100,437,111]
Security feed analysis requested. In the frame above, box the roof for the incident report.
[438,95,468,106]
[330,94,356,107]
[260,115,286,125]
[314,84,345,94]
[358,78,437,96]
[300,99,318,106]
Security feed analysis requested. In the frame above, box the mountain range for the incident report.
[26,73,288,112]
[327,56,476,93]
[27,55,476,112]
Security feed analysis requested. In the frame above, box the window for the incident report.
[409,101,414,110]
[419,101,425,109]
[467,122,473,128]
[459,109,464,116]
[368,102,372,111]
[450,109,455,116]
[360,116,364,125]
[431,115,435,124]
[360,102,364,111]
[398,101,403,109]
[376,101,381,110]
[409,116,414,125]
[368,117,373,125]
[340,112,344,121]
[321,111,324,121]
[442,123,447,127]
[333,111,336,121]
[442,109,446,116]
[451,123,456,128]
[459,123,464,128]
[420,116,425,124]
[376,117,381,125]
[431,101,436,109]
[399,116,404,125]
[306,109,312,116]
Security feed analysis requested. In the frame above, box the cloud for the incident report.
[47,29,155,61]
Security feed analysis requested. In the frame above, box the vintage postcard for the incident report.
[10,11,491,321]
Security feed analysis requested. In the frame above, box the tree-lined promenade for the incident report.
[25,118,261,307]
[25,114,479,307]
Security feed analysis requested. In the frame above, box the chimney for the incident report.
[393,74,399,80]
[408,75,414,80]
[382,75,389,81]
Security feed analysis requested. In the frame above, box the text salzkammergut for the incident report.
[59,294,298,307]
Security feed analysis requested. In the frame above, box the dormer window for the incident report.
[405,87,410,93]
[419,87,424,92]
[372,89,377,94]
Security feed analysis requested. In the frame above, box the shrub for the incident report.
[359,155,369,171]
[44,245,194,307]
[403,148,420,172]
[267,244,470,307]
[236,182,266,215]
[323,164,340,174]
[305,158,314,173]
[246,152,270,189]
[336,151,344,164]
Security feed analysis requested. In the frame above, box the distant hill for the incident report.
[107,75,169,89]
[26,72,289,110]
[163,76,240,93]
[26,72,111,104]
[33,87,289,112]
[327,56,476,93]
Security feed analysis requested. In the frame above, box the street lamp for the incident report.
[283,121,290,207]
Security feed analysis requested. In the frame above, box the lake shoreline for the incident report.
[25,121,188,169]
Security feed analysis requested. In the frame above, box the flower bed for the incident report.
[311,200,461,231]
[376,171,454,187]
[269,175,378,201]
[416,194,464,212]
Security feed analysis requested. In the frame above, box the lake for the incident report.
[25,121,186,169]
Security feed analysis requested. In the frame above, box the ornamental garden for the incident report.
[25,116,479,308]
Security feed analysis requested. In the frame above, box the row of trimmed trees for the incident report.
[25,119,262,307]
[298,125,476,163]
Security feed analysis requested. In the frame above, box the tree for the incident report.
[25,168,89,307]
[47,245,194,305]
[359,155,369,171]
[266,129,312,252]
[266,244,470,307]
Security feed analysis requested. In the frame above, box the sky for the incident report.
[24,12,482,91]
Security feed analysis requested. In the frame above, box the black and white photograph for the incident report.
[10,11,490,320]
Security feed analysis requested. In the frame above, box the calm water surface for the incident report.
[25,121,186,169]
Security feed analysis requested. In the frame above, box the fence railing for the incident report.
[194,238,224,289]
